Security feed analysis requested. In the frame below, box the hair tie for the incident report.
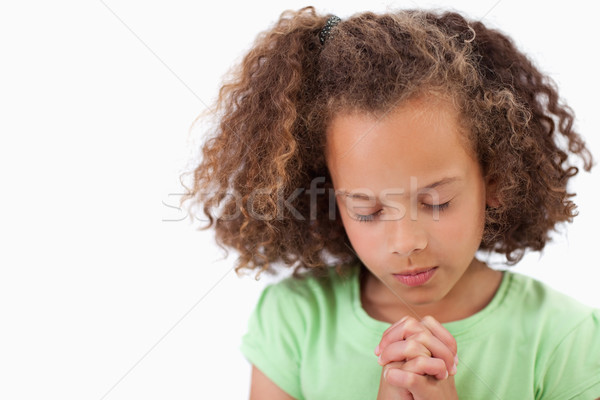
[319,15,341,45]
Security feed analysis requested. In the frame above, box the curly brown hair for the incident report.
[179,6,594,280]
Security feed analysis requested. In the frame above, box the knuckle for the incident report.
[447,334,458,350]
[435,358,454,372]
[416,331,431,341]
[435,357,447,369]
[451,339,458,351]
[414,355,429,369]
[401,371,417,387]
[413,330,430,342]
[379,347,388,362]
[405,339,418,354]
[403,318,420,332]
[378,339,387,351]
[407,338,430,357]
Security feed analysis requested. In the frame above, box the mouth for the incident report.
[396,266,438,276]
[393,267,438,287]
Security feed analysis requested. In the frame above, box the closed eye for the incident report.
[423,201,450,212]
[354,201,451,222]
[355,209,383,222]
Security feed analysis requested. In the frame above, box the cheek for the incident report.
[339,216,382,258]
[440,199,486,249]
[344,222,376,249]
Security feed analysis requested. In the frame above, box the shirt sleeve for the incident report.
[537,308,600,400]
[240,282,307,399]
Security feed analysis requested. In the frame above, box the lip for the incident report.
[396,266,437,276]
[393,267,437,287]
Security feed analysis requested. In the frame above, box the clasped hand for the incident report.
[375,315,459,400]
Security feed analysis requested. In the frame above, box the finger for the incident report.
[378,338,432,366]
[377,316,410,354]
[380,363,415,400]
[404,330,457,376]
[402,355,448,380]
[378,321,456,377]
[377,316,425,355]
[381,315,411,337]
[420,315,458,357]
[384,366,431,392]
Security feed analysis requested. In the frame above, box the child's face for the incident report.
[325,96,495,306]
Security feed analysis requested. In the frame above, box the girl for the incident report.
[180,6,600,399]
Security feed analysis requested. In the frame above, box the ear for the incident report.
[485,176,500,208]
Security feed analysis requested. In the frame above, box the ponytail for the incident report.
[180,7,343,278]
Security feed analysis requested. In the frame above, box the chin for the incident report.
[397,290,441,305]
[409,285,453,304]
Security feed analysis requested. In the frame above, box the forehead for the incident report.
[325,97,477,191]
[336,176,461,200]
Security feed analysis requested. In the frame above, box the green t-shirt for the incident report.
[240,262,600,399]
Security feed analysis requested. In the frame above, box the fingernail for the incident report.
[451,364,457,376]
[454,354,459,365]
[443,370,449,379]
[378,354,383,365]
[375,344,380,355]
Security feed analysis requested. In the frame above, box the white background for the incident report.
[1,1,599,399]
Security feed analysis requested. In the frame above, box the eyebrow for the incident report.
[337,177,461,200]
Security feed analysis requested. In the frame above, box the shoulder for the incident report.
[240,263,361,399]
[504,271,600,399]
[260,263,359,311]
[503,270,596,352]
[536,306,600,399]
[277,262,359,292]
[244,262,359,331]
[504,270,594,325]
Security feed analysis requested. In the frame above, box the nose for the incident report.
[386,215,428,257]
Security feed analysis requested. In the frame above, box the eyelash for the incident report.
[355,201,451,223]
